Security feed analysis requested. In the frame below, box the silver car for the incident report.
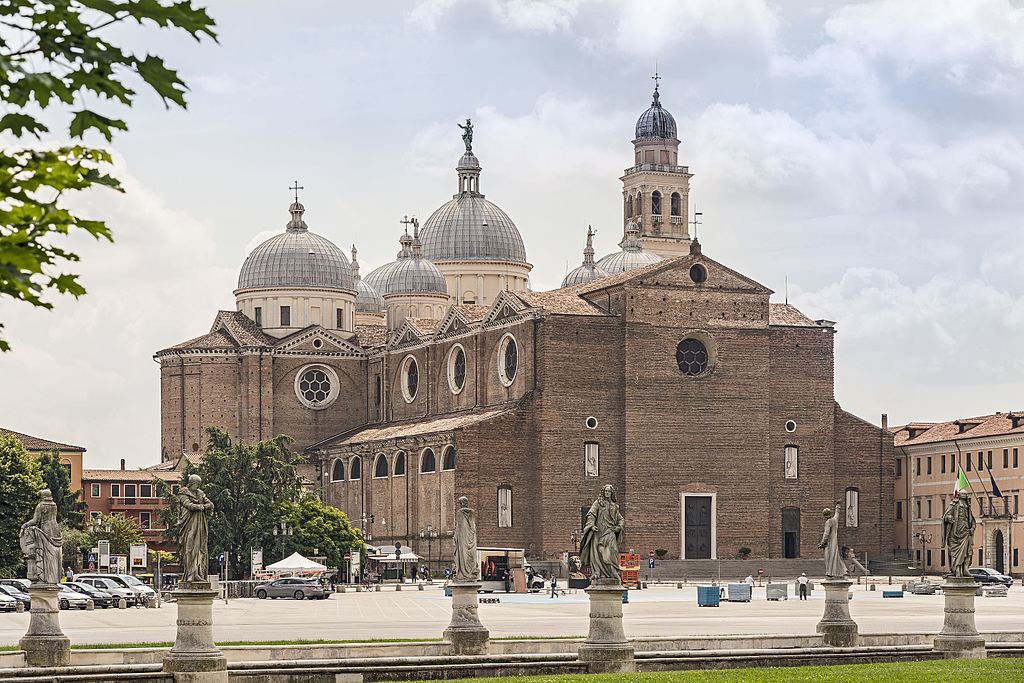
[58,586,89,610]
[254,577,326,600]
[77,577,136,606]
[0,593,16,612]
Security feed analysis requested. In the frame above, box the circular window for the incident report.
[676,338,709,376]
[689,263,708,284]
[497,334,518,387]
[312,338,323,349]
[585,416,598,430]
[401,355,419,403]
[294,365,339,409]
[447,344,467,395]
[785,420,797,433]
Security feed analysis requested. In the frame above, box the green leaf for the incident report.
[68,109,128,141]
[0,113,48,138]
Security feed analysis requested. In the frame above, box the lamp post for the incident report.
[913,530,932,578]
[272,521,293,561]
[419,525,438,577]
[569,531,580,553]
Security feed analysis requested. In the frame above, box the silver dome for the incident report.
[420,150,528,264]
[237,202,354,291]
[355,279,384,313]
[635,85,677,141]
[596,222,662,274]
[364,229,448,296]
[562,262,609,287]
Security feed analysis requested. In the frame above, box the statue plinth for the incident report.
[933,576,986,659]
[162,582,227,682]
[19,584,69,667]
[815,579,858,647]
[443,582,489,655]
[577,580,635,674]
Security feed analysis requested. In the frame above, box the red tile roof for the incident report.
[82,469,181,482]
[514,287,609,316]
[309,406,515,450]
[893,412,1024,446]
[0,428,85,452]
[768,303,819,328]
[354,324,388,349]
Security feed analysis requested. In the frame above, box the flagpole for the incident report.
[953,441,981,500]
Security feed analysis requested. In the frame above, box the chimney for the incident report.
[120,458,125,471]
[881,413,888,431]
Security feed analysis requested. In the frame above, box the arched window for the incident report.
[626,195,633,218]
[374,453,389,478]
[670,192,681,216]
[651,190,662,216]
[349,457,362,480]
[420,448,436,474]
[331,459,345,482]
[394,451,406,476]
[442,446,456,471]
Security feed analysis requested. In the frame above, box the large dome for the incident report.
[420,151,528,264]
[237,202,354,291]
[635,85,677,141]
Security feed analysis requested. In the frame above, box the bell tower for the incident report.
[620,75,694,259]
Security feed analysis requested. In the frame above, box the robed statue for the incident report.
[20,489,63,585]
[942,494,976,578]
[817,500,847,579]
[580,484,624,582]
[177,474,215,584]
[457,118,473,152]
[452,496,478,583]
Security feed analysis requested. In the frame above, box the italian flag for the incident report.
[953,467,969,496]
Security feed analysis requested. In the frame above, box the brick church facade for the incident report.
[157,81,893,565]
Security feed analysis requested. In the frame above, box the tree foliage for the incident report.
[84,512,143,555]
[158,428,304,579]
[36,449,87,528]
[277,495,365,570]
[0,0,217,350]
[0,434,44,575]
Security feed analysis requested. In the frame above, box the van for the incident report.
[77,573,156,603]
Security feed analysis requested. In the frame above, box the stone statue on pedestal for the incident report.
[178,474,214,584]
[581,485,624,583]
[942,493,976,578]
[818,500,847,579]
[453,496,478,583]
[20,489,62,585]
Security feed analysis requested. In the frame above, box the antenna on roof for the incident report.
[785,276,789,305]
[689,207,702,240]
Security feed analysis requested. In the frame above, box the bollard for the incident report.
[118,598,127,609]
[396,584,402,591]
[355,585,362,592]
[870,583,876,591]
[15,601,24,613]
[374,585,381,592]
[676,582,682,589]
[888,575,892,585]
[418,583,425,591]
[86,599,94,611]
[147,596,157,608]
[338,586,346,593]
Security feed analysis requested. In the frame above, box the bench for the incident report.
[882,590,903,598]
[480,597,501,604]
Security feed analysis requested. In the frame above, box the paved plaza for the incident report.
[0,584,1020,647]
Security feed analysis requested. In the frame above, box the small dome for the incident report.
[562,262,609,287]
[369,256,448,296]
[457,152,481,169]
[238,202,353,291]
[635,85,677,141]
[355,279,384,313]
[595,222,662,274]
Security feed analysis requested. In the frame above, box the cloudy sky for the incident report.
[2,0,1023,468]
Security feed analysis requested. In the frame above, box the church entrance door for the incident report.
[782,507,800,558]
[994,530,1005,574]
[683,496,712,559]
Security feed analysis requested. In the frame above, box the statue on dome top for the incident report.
[458,118,473,152]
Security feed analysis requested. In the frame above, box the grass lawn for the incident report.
[409,658,1024,682]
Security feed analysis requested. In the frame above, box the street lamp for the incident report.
[913,530,933,578]
[569,530,580,553]
[272,521,293,560]
[418,524,438,577]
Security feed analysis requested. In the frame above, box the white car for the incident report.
[58,586,89,610]
[77,574,154,604]
[77,577,136,606]
[0,593,16,612]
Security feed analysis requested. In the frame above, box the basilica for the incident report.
[157,82,894,564]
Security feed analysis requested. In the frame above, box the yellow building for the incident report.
[1,427,86,493]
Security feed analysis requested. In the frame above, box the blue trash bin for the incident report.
[697,585,720,607]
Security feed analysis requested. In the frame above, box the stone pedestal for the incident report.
[816,579,858,647]
[443,583,489,655]
[162,583,227,682]
[19,584,70,667]
[577,581,635,674]
[933,576,987,659]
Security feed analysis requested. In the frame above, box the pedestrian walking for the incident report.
[798,572,809,600]
[64,566,73,583]
[550,574,558,598]
[744,574,754,587]
[503,568,511,593]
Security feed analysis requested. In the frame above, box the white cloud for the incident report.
[407,0,580,32]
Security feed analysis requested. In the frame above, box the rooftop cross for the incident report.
[400,215,416,235]
[289,180,304,203]
[689,208,703,240]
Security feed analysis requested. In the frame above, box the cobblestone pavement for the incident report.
[0,583,1020,646]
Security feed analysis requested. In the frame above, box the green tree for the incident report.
[60,522,89,569]
[0,0,217,351]
[0,434,44,575]
[277,495,365,571]
[36,449,87,528]
[158,428,304,579]
[84,512,143,555]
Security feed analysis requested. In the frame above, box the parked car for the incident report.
[969,567,1013,587]
[57,586,89,610]
[254,577,327,600]
[64,581,116,609]
[0,584,31,609]
[0,593,16,612]
[77,574,154,604]
[76,577,136,606]
[0,578,31,591]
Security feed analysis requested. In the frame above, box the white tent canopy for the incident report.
[367,549,422,564]
[265,552,327,572]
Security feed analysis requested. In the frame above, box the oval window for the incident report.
[689,264,708,284]
[498,334,518,387]
[448,345,467,394]
[402,356,419,403]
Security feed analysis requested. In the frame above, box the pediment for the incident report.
[273,326,365,357]
[435,308,474,339]
[483,291,527,325]
[387,321,424,350]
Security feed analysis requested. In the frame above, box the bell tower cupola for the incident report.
[620,74,694,259]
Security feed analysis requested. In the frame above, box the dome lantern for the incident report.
[562,225,610,287]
